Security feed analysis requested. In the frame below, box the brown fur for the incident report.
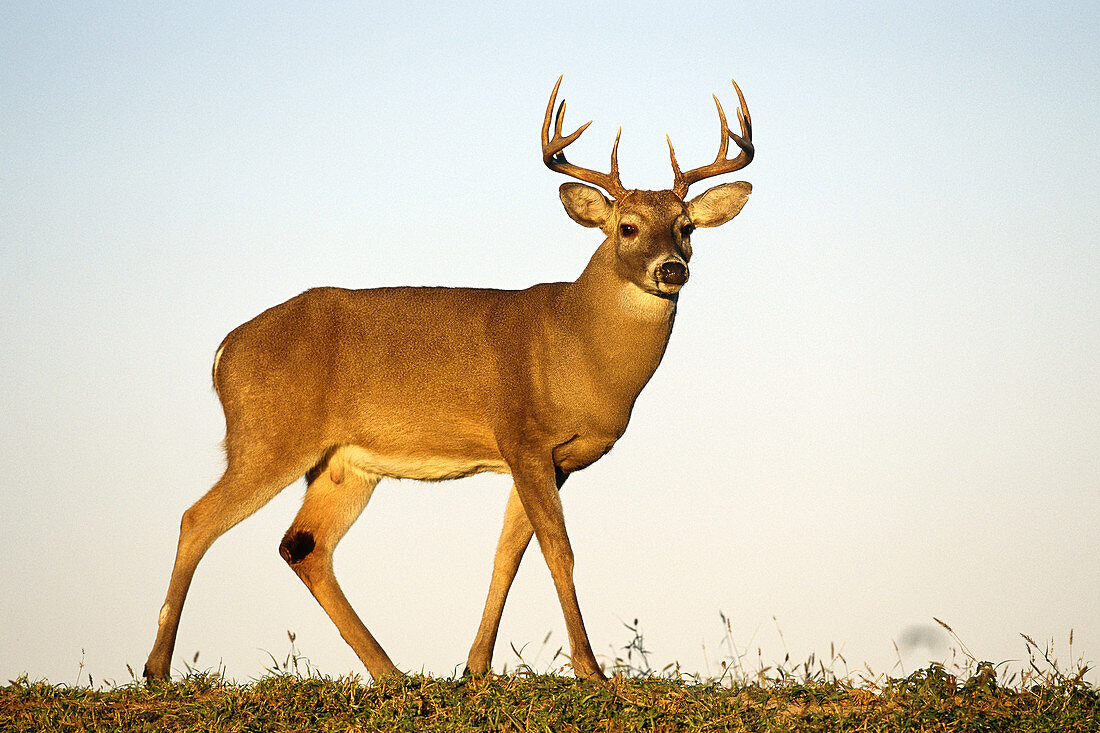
[143,81,753,683]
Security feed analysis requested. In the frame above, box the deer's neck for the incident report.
[560,241,678,390]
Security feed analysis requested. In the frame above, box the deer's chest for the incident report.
[551,431,621,474]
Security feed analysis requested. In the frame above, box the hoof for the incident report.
[142,663,169,683]
[574,665,608,682]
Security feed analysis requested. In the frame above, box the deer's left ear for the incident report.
[686,181,752,228]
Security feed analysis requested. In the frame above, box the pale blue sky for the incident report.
[2,1,1097,686]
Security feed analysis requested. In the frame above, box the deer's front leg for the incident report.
[507,454,605,680]
[467,470,571,675]
[466,484,534,675]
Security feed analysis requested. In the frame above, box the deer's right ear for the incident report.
[559,183,613,228]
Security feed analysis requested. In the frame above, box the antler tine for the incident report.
[542,76,628,199]
[732,77,752,143]
[667,135,681,180]
[609,127,622,183]
[671,78,755,198]
[712,93,731,161]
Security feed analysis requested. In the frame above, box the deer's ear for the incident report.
[686,181,751,228]
[559,183,613,228]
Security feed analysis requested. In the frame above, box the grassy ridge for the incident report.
[4,624,1096,731]
[3,665,1097,732]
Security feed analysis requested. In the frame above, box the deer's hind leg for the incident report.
[280,448,398,679]
[145,450,309,680]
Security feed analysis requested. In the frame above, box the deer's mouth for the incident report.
[654,260,689,294]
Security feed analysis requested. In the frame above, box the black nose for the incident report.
[658,261,688,286]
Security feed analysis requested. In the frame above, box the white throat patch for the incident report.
[617,281,675,321]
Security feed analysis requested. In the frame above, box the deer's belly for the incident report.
[336,444,510,482]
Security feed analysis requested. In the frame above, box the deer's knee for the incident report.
[541,539,574,576]
[279,530,316,566]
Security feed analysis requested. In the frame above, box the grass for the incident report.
[2,621,1096,732]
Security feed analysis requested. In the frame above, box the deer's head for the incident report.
[543,77,754,297]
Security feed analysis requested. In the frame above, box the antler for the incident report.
[668,79,754,198]
[542,76,629,199]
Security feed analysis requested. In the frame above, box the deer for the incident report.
[143,76,754,682]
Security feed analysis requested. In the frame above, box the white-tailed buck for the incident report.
[144,76,754,681]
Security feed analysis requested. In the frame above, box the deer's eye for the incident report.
[619,223,637,237]
[682,224,695,237]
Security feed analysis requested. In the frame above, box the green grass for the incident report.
[3,622,1096,732]
[3,667,1096,732]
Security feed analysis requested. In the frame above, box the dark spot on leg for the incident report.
[279,530,315,565]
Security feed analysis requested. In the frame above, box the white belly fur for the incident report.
[335,444,510,482]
